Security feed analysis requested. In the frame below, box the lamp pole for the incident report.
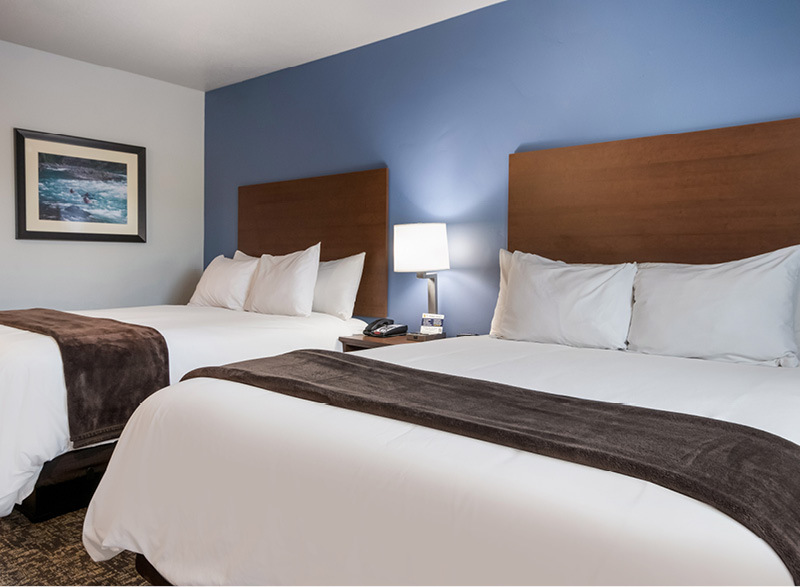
[417,271,439,314]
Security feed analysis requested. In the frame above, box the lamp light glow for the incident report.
[393,223,450,314]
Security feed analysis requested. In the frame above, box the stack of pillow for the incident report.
[188,242,366,321]
[490,246,800,367]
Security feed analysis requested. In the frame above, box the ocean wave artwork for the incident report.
[37,153,128,224]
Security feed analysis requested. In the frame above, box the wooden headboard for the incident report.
[509,117,800,264]
[238,168,388,318]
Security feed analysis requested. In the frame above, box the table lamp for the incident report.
[393,223,450,314]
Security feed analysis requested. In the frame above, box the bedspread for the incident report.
[84,336,800,585]
[186,349,800,583]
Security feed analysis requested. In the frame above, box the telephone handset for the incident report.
[363,318,408,338]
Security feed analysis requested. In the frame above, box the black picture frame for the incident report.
[14,128,146,242]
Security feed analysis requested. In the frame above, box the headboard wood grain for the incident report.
[239,168,388,318]
[509,117,800,264]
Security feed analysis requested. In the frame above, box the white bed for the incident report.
[2,166,389,520]
[0,304,365,516]
[82,335,799,585]
[83,119,800,584]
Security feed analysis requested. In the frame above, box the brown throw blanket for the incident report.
[0,308,169,447]
[184,349,800,584]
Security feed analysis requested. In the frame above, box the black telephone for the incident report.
[363,318,408,338]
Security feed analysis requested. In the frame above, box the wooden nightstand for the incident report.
[339,334,435,353]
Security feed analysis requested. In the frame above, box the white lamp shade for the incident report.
[394,223,450,273]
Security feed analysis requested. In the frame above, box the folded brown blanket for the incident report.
[0,308,169,447]
[184,349,800,584]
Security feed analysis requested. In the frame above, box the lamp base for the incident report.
[406,332,446,342]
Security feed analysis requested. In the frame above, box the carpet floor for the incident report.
[0,507,145,586]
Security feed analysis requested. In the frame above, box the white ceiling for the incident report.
[0,0,503,92]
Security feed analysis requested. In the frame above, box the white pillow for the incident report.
[489,250,624,336]
[489,249,513,337]
[312,253,365,320]
[233,250,256,262]
[188,255,257,311]
[243,243,321,316]
[628,246,800,367]
[795,271,800,350]
[496,251,637,350]
[238,249,365,320]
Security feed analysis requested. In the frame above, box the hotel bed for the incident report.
[84,337,800,585]
[0,307,367,518]
[83,118,800,585]
[0,168,388,520]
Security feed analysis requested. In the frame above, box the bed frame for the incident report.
[17,168,389,522]
[17,442,115,522]
[509,117,800,263]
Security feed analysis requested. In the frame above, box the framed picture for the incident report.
[14,128,146,242]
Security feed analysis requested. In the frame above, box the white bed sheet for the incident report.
[0,305,365,516]
[82,336,800,585]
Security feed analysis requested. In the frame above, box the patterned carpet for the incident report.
[0,507,145,586]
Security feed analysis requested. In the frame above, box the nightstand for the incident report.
[339,334,435,353]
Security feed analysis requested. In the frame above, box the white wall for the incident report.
[0,40,204,310]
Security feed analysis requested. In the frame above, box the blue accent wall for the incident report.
[205,0,800,335]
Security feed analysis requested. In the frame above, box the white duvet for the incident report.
[83,336,800,585]
[0,305,365,516]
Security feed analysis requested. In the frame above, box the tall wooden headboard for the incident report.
[509,117,800,264]
[238,168,388,318]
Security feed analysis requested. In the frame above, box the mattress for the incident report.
[82,336,799,585]
[0,304,365,516]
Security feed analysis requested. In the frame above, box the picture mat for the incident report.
[24,138,139,236]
